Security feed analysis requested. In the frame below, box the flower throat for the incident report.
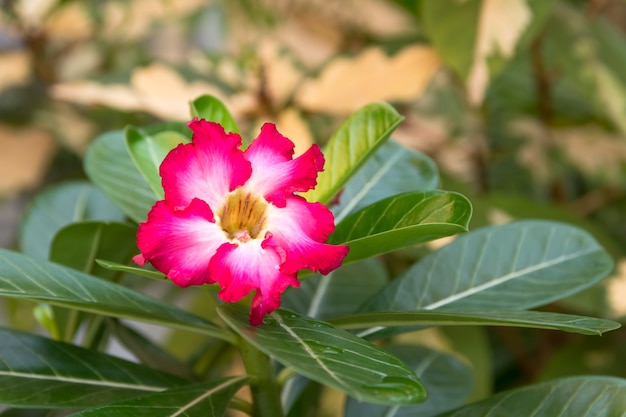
[218,188,268,242]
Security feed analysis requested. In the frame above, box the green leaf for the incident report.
[50,222,137,279]
[333,140,439,223]
[47,221,138,342]
[303,103,404,205]
[330,191,472,265]
[84,131,157,223]
[362,220,614,312]
[439,376,626,416]
[0,327,185,408]
[190,95,240,134]
[19,181,125,260]
[125,127,188,199]
[95,259,165,281]
[345,345,473,417]
[282,259,388,319]
[218,305,426,406]
[68,377,249,417]
[328,310,620,337]
[108,319,195,380]
[0,249,233,343]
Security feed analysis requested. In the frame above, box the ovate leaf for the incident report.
[328,310,620,338]
[190,95,240,134]
[330,191,472,265]
[362,221,614,312]
[126,127,188,199]
[0,249,232,342]
[345,345,473,417]
[84,131,157,223]
[69,377,249,417]
[19,181,125,260]
[0,327,185,408]
[303,103,403,205]
[218,305,426,406]
[440,376,626,416]
[333,140,439,223]
[281,259,388,319]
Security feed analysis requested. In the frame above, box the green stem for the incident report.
[239,338,284,417]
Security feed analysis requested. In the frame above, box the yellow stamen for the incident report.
[218,188,268,242]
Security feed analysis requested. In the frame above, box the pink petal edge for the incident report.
[135,198,227,287]
[244,124,325,207]
[209,237,300,326]
[160,119,252,210]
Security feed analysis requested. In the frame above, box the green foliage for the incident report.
[3,86,624,416]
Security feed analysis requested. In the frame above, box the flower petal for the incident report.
[135,198,227,287]
[161,119,252,210]
[266,196,349,275]
[209,237,299,326]
[244,123,325,207]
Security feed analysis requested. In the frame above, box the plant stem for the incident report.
[239,338,284,417]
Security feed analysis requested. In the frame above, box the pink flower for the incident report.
[134,119,349,326]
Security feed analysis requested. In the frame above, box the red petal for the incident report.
[161,119,252,210]
[135,198,227,287]
[244,123,325,207]
[266,196,349,275]
[209,238,299,326]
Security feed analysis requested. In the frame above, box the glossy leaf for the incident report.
[69,377,249,417]
[440,376,626,416]
[96,259,165,281]
[0,249,233,342]
[190,95,240,134]
[108,319,195,380]
[304,102,404,205]
[282,259,388,319]
[19,181,125,260]
[346,345,473,417]
[328,310,620,337]
[50,222,137,279]
[84,131,157,223]
[362,221,614,312]
[330,191,472,265]
[126,127,188,199]
[333,140,439,223]
[218,305,426,406]
[48,221,138,341]
[0,327,185,408]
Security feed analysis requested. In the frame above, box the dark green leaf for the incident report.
[95,259,165,281]
[190,95,240,134]
[50,222,137,279]
[346,345,473,417]
[333,140,439,223]
[108,319,196,380]
[304,103,404,205]
[47,221,138,341]
[328,310,620,337]
[0,327,185,408]
[68,377,248,417]
[362,221,614,312]
[440,376,626,416]
[0,249,233,342]
[330,191,472,265]
[218,305,426,406]
[84,131,157,223]
[282,259,388,319]
[19,181,124,260]
[126,128,188,199]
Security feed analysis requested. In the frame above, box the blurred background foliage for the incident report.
[2,0,626,414]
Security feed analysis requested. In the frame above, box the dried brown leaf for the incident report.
[0,124,55,195]
[295,45,441,114]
